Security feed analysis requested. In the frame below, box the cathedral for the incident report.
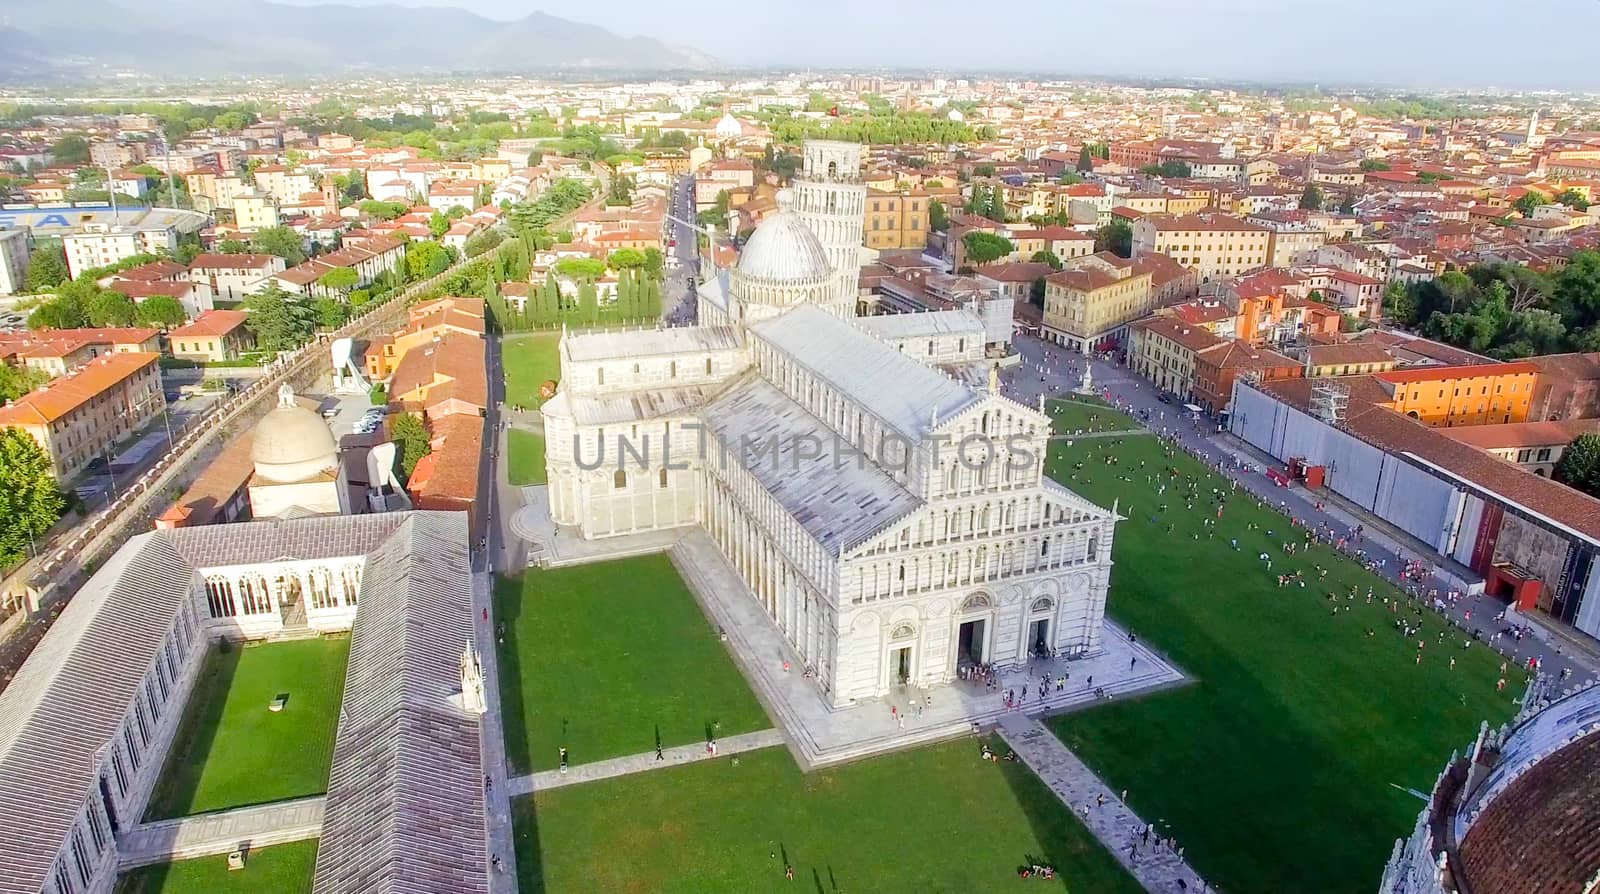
[541,141,1118,708]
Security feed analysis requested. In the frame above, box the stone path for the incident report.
[506,728,786,796]
[997,714,1211,894]
[473,571,519,892]
[117,797,324,868]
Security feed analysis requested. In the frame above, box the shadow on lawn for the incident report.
[494,575,534,774]
[141,643,243,822]
[510,796,547,894]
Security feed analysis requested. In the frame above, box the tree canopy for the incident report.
[1095,220,1133,258]
[0,428,67,568]
[134,295,187,328]
[962,231,1015,266]
[1386,252,1600,359]
[243,284,314,351]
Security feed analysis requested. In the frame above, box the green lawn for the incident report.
[1047,396,1140,434]
[116,839,317,894]
[502,332,563,409]
[495,555,770,773]
[515,739,1142,894]
[1045,435,1522,894]
[144,637,350,820]
[507,429,547,486]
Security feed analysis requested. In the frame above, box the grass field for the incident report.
[144,638,350,821]
[1047,396,1140,434]
[1044,434,1522,893]
[507,429,548,486]
[514,739,1142,894]
[502,332,562,409]
[495,555,770,773]
[116,840,317,894]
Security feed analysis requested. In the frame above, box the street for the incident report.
[1003,333,1600,689]
[662,173,701,327]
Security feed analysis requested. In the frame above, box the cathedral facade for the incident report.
[541,141,1118,708]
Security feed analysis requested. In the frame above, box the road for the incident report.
[663,173,701,327]
[1003,334,1600,690]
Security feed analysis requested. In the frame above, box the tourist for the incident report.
[558,747,568,773]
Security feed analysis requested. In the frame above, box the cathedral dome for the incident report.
[736,190,832,284]
[252,384,339,484]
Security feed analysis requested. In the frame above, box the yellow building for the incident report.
[0,352,164,478]
[232,190,280,232]
[1041,254,1155,352]
[1376,363,1539,427]
[864,189,932,251]
[1131,213,1272,282]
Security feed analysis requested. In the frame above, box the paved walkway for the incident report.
[997,714,1210,894]
[507,728,786,796]
[474,572,519,892]
[117,797,324,868]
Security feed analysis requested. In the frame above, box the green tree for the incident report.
[1358,159,1391,172]
[928,198,948,233]
[313,296,348,329]
[23,245,69,291]
[85,290,136,327]
[966,184,988,216]
[0,364,49,403]
[555,257,606,280]
[0,428,67,567]
[606,248,647,271]
[1029,277,1047,308]
[1383,282,1418,326]
[1556,189,1591,212]
[1031,250,1063,270]
[133,295,187,328]
[1139,160,1192,178]
[251,226,307,265]
[49,134,90,165]
[27,281,90,329]
[217,238,251,254]
[962,231,1015,266]
[1076,146,1094,173]
[428,212,451,238]
[986,187,1008,223]
[1556,433,1600,498]
[390,413,432,479]
[318,266,360,294]
[405,241,452,280]
[578,281,599,325]
[1299,184,1325,211]
[358,199,409,220]
[243,284,314,351]
[1339,193,1356,215]
[1094,220,1133,258]
[1513,192,1548,217]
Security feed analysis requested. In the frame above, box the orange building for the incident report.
[1374,362,1539,427]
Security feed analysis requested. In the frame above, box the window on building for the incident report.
[613,470,627,489]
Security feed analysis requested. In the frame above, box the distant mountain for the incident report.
[0,0,715,78]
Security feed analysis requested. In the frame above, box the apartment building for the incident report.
[1131,213,1272,282]
[1128,316,1302,411]
[169,310,255,362]
[0,352,164,478]
[62,224,180,280]
[251,166,317,204]
[0,227,30,295]
[187,253,286,301]
[0,327,162,377]
[1041,254,1154,352]
[232,190,281,232]
[864,189,932,251]
[90,141,147,169]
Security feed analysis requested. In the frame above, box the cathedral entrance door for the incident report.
[1029,619,1051,657]
[957,619,986,667]
[893,647,912,685]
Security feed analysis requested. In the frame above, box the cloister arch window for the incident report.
[1041,536,1051,557]
[309,567,336,610]
[613,470,627,489]
[205,576,237,618]
[240,573,272,615]
[705,357,712,374]
[342,564,362,604]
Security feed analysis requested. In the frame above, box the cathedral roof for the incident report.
[751,305,980,442]
[735,190,831,284]
[703,376,920,555]
[563,325,741,362]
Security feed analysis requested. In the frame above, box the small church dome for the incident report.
[252,384,338,484]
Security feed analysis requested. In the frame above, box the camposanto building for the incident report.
[542,141,1119,708]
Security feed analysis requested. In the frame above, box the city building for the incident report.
[0,227,30,295]
[0,352,163,478]
[1376,363,1539,427]
[0,327,162,377]
[1131,213,1272,282]
[186,253,285,301]
[231,189,280,232]
[61,224,180,280]
[169,309,255,362]
[863,189,932,251]
[247,385,350,519]
[1040,253,1155,353]
[544,141,1118,707]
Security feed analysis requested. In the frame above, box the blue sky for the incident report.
[274,0,1600,89]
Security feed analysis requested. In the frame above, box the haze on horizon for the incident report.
[270,0,1599,90]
